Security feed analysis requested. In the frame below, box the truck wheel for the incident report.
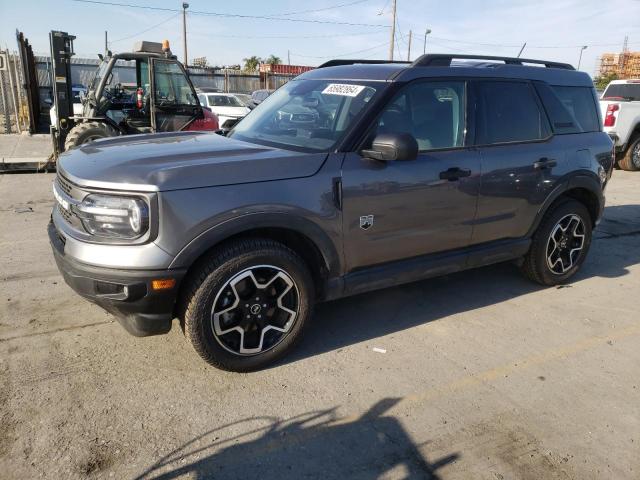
[181,238,314,372]
[618,135,640,171]
[64,121,117,151]
[520,199,593,286]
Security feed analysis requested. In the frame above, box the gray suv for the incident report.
[49,54,614,371]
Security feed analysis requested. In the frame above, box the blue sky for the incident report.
[1,0,639,74]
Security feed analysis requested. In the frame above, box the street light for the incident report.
[182,2,189,66]
[577,45,587,70]
[423,28,432,55]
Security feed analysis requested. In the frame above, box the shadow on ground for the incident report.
[136,398,457,479]
[284,203,640,364]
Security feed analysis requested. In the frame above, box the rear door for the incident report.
[471,80,563,244]
[150,58,201,132]
[341,79,481,271]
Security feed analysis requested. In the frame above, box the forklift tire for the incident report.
[64,121,117,151]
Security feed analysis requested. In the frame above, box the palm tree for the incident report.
[243,56,262,72]
[265,54,282,65]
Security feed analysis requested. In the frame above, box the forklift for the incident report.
[49,31,219,158]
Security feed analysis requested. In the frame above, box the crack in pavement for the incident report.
[0,320,114,343]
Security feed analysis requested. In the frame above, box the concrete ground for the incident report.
[0,171,638,479]
[0,134,53,170]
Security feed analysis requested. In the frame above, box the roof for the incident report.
[298,54,593,87]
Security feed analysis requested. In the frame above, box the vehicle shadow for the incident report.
[135,398,458,479]
[285,203,640,365]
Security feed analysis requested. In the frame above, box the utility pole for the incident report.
[104,31,108,55]
[182,2,189,66]
[407,30,412,61]
[287,49,290,65]
[577,45,587,70]
[388,0,397,61]
[423,28,431,54]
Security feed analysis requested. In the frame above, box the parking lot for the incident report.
[0,170,638,479]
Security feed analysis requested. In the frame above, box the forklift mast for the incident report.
[49,31,75,156]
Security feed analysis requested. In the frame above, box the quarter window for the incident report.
[374,81,466,150]
[476,81,549,144]
[535,84,600,134]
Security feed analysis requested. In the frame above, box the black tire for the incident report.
[618,134,640,171]
[64,121,117,151]
[181,238,314,372]
[521,199,593,286]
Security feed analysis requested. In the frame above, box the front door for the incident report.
[150,58,201,132]
[341,79,481,271]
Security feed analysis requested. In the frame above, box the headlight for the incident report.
[75,194,149,239]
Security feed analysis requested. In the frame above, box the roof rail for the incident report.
[317,59,411,69]
[412,54,575,70]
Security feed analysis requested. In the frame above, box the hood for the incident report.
[59,131,327,192]
[211,106,250,117]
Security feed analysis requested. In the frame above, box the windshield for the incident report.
[208,94,244,107]
[89,60,110,91]
[602,83,640,101]
[229,80,379,152]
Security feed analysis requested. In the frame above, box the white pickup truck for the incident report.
[600,79,640,171]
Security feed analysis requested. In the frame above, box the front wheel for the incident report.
[181,238,314,372]
[521,199,593,286]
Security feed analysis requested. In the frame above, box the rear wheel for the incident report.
[521,199,593,286]
[618,135,640,171]
[181,238,314,372]
[64,121,117,151]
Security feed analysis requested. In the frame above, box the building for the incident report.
[597,51,640,79]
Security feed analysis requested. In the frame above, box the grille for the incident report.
[57,174,73,196]
[57,203,73,223]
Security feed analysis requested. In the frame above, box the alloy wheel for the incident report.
[633,141,640,169]
[545,214,586,275]
[211,265,299,355]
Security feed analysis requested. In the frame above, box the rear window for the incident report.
[476,81,550,144]
[534,84,600,134]
[602,83,640,101]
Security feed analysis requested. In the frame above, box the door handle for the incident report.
[439,167,471,181]
[533,157,557,170]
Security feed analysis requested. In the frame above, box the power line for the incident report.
[271,0,372,17]
[108,13,179,44]
[70,0,390,28]
[201,31,386,40]
[291,40,390,59]
[427,35,640,49]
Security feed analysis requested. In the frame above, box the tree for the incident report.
[243,56,262,72]
[594,72,619,91]
[265,54,282,65]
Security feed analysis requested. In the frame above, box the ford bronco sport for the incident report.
[49,54,614,371]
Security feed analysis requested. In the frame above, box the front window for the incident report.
[229,80,380,152]
[372,80,466,150]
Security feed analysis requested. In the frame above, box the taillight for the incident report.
[183,109,219,131]
[604,103,619,127]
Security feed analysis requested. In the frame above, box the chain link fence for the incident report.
[0,51,28,134]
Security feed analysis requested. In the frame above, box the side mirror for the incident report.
[361,132,419,161]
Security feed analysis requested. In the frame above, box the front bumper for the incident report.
[48,221,186,336]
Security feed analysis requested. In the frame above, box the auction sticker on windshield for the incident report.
[322,83,366,97]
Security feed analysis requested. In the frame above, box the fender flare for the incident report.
[168,212,342,277]
[526,173,604,237]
